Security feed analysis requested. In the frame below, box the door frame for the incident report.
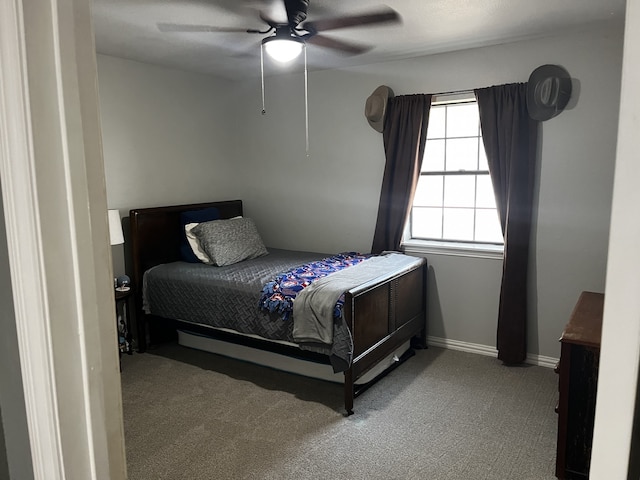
[0,0,126,478]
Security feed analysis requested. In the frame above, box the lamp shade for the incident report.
[263,37,304,63]
[108,209,124,245]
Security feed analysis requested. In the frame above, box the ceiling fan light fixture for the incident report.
[263,36,304,63]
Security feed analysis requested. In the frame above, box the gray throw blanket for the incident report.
[292,252,422,347]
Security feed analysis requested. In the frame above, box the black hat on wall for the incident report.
[527,64,572,121]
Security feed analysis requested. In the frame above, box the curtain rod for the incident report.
[431,88,475,97]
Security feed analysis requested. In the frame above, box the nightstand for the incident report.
[115,288,134,356]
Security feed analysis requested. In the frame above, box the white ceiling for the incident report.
[92,0,626,79]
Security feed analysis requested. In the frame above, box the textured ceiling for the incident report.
[92,0,626,79]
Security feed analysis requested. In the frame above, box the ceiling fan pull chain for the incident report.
[304,45,309,156]
[260,44,266,115]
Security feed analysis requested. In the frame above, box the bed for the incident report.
[129,200,427,414]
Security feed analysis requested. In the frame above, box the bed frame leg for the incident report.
[344,369,354,416]
[411,329,428,350]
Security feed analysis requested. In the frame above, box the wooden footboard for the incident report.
[343,261,427,414]
[129,200,427,415]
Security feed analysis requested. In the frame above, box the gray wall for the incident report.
[233,24,622,359]
[97,55,241,277]
[0,194,34,480]
[98,23,623,360]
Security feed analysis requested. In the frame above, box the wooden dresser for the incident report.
[555,291,604,479]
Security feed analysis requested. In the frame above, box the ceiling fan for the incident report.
[157,0,402,63]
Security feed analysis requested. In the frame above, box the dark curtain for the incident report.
[474,83,539,364]
[371,94,432,254]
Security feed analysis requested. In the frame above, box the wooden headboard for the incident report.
[129,199,243,307]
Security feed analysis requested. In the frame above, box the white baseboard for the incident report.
[427,336,558,369]
[525,353,559,369]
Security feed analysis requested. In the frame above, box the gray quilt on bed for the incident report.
[143,248,355,370]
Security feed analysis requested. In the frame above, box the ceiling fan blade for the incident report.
[301,7,400,33]
[157,23,250,33]
[305,34,371,55]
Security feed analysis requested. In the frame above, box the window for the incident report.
[405,96,503,253]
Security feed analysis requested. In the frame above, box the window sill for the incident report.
[401,239,504,260]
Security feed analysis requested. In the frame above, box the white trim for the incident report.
[403,240,504,260]
[53,3,100,476]
[428,336,499,356]
[525,353,559,369]
[0,0,126,478]
[591,0,640,475]
[432,92,475,104]
[427,336,558,368]
[0,0,64,477]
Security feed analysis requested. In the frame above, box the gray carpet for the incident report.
[121,344,558,480]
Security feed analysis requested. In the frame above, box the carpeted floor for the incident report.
[120,343,558,480]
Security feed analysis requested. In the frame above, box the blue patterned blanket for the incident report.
[258,252,370,320]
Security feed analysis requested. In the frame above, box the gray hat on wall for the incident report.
[527,64,572,121]
[365,85,394,132]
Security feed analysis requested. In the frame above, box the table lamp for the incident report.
[108,209,124,246]
[108,209,127,290]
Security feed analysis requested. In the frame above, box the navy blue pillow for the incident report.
[179,207,220,263]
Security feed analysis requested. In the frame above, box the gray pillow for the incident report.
[191,217,268,266]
